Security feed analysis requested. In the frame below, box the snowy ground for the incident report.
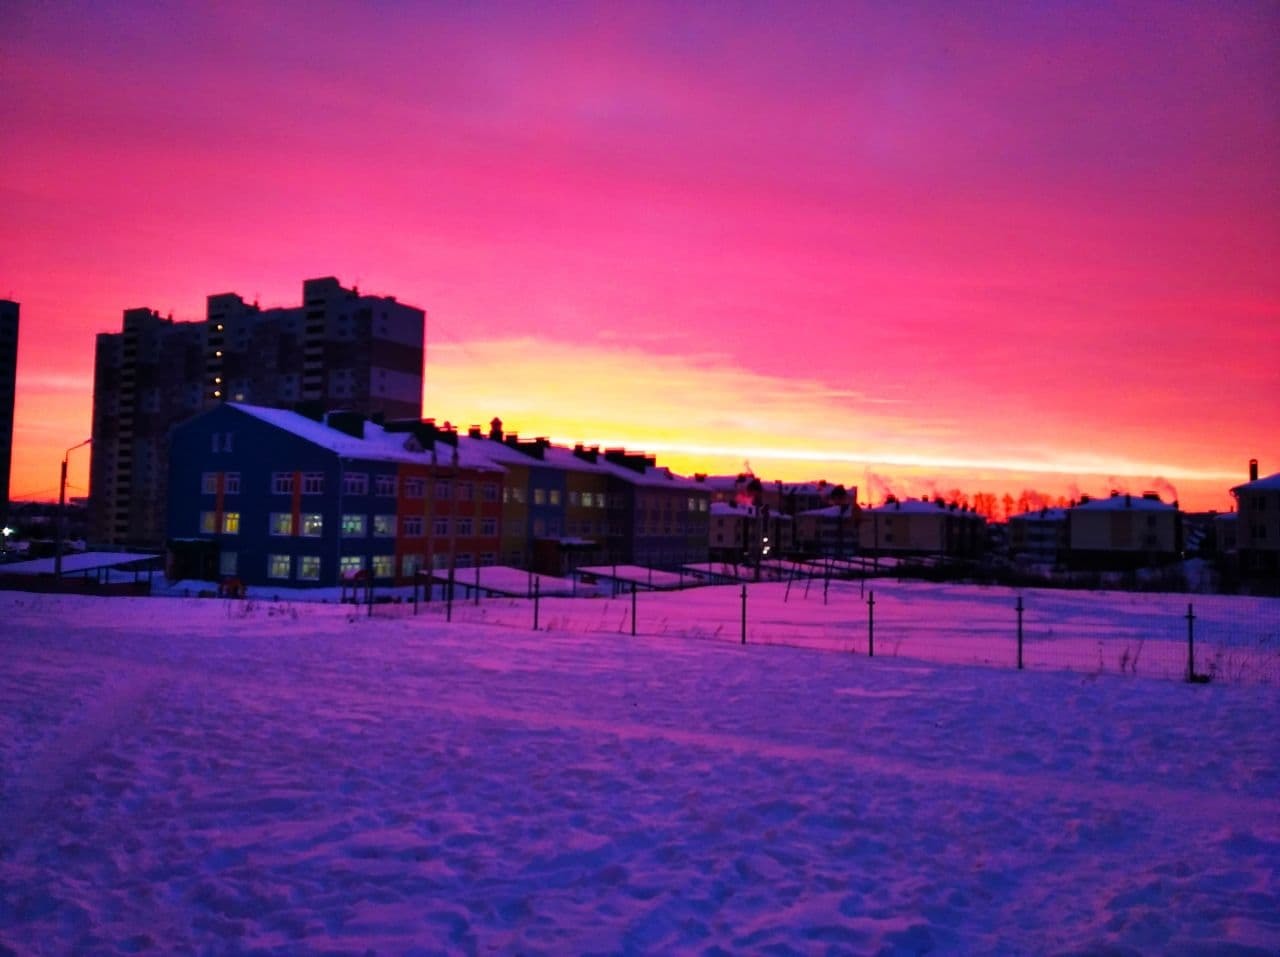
[2,588,1278,954]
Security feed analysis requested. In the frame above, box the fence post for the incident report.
[1016,595,1024,670]
[533,578,540,631]
[475,563,481,606]
[867,590,875,657]
[446,568,453,623]
[1185,602,1196,682]
[631,583,637,636]
[740,584,747,644]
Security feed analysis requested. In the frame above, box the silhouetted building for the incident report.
[0,300,17,528]
[1232,460,1280,584]
[90,278,425,546]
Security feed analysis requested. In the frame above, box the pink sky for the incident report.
[2,1,1277,511]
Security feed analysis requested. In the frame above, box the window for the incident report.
[456,518,473,536]
[224,472,240,494]
[270,513,294,536]
[481,517,497,536]
[297,556,321,581]
[342,514,366,537]
[402,516,424,537]
[272,472,294,495]
[434,480,451,500]
[200,511,217,534]
[482,483,499,502]
[343,472,368,496]
[202,473,217,494]
[268,554,291,579]
[455,553,473,568]
[404,477,425,499]
[302,473,324,494]
[401,554,423,577]
[339,555,364,577]
[374,474,397,497]
[300,514,323,536]
[549,489,561,506]
[480,553,496,566]
[373,515,396,537]
[533,488,546,506]
[372,555,395,579]
[433,517,449,536]
[568,491,580,507]
[222,512,240,534]
[457,482,473,501]
[219,551,237,576]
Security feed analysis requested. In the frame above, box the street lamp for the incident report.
[55,438,91,581]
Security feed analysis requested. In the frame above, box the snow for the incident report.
[2,584,1278,954]
[0,552,161,576]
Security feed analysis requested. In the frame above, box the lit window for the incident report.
[401,554,424,576]
[343,472,369,496]
[339,555,364,577]
[297,556,321,581]
[272,472,294,495]
[402,516,424,537]
[222,512,240,534]
[373,515,395,537]
[342,514,366,537]
[270,513,294,536]
[372,555,395,579]
[300,513,323,536]
[268,554,291,579]
[201,473,218,494]
[549,489,561,506]
[302,473,324,495]
[200,511,217,534]
[533,489,546,506]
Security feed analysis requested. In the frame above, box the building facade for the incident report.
[0,300,17,527]
[858,498,986,559]
[168,404,501,588]
[92,277,425,547]
[1231,461,1280,583]
[1064,492,1181,570]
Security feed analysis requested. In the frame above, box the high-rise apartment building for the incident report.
[90,277,425,546]
[0,300,18,527]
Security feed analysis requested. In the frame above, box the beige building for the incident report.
[1065,492,1180,569]
[858,498,984,558]
[1231,461,1279,582]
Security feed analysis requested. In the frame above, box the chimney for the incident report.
[490,417,503,441]
[1250,458,1259,482]
[468,425,482,439]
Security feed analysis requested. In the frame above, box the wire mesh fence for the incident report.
[367,576,1280,686]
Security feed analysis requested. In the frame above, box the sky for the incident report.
[2,0,1277,512]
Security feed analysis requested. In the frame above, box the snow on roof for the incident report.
[864,499,981,517]
[1232,471,1280,494]
[229,404,504,472]
[0,551,162,576]
[1072,495,1176,512]
[710,502,791,519]
[796,504,858,519]
[1009,508,1069,522]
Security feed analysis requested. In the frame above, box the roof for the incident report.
[864,499,982,518]
[227,404,504,472]
[0,551,162,576]
[1071,495,1176,513]
[1231,472,1280,494]
[710,502,792,519]
[1009,508,1069,523]
[796,504,858,519]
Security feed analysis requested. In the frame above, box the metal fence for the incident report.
[357,575,1280,686]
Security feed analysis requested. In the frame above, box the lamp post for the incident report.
[55,438,91,582]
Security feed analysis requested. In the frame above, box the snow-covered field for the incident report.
[2,587,1278,954]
